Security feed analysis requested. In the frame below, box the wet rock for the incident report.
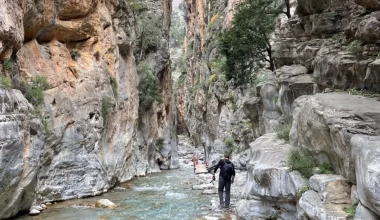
[202,189,217,195]
[192,183,214,190]
[95,199,118,209]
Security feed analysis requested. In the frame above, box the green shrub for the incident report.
[277,123,292,143]
[347,89,380,98]
[70,49,80,60]
[126,0,143,10]
[343,200,359,217]
[41,117,52,136]
[297,184,310,197]
[137,61,162,109]
[156,138,165,151]
[224,137,234,148]
[110,76,118,98]
[347,40,362,53]
[0,75,12,88]
[101,97,112,123]
[25,76,49,106]
[3,59,14,72]
[288,149,316,178]
[319,162,335,174]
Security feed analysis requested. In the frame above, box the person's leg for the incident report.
[225,179,231,208]
[218,176,225,207]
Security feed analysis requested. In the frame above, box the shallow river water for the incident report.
[15,165,217,220]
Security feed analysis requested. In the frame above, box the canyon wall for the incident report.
[182,0,380,219]
[0,0,176,218]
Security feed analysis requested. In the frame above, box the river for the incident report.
[15,163,235,220]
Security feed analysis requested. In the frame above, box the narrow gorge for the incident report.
[1,0,380,219]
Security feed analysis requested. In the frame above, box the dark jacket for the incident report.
[214,159,235,178]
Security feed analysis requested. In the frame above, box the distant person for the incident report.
[212,154,235,209]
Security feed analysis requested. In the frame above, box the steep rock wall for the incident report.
[0,0,175,218]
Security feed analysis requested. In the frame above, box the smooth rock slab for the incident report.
[351,135,380,216]
[355,202,380,220]
[192,183,214,190]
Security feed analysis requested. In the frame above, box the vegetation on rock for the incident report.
[288,149,316,178]
[137,61,162,109]
[343,200,359,217]
[70,49,80,61]
[0,75,12,88]
[277,122,292,143]
[3,59,14,72]
[101,97,112,124]
[25,75,49,106]
[110,76,118,98]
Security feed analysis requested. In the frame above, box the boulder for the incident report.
[309,175,351,204]
[291,93,380,182]
[95,199,118,209]
[355,12,380,44]
[236,199,279,219]
[298,190,350,220]
[351,135,380,215]
[29,209,40,216]
[241,134,306,202]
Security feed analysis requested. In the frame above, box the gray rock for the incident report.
[355,202,380,220]
[298,190,349,220]
[241,134,306,202]
[0,89,44,219]
[351,135,380,216]
[236,199,279,220]
[355,0,380,9]
[309,175,351,204]
[192,183,214,190]
[291,93,380,182]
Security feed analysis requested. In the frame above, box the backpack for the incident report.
[222,161,234,180]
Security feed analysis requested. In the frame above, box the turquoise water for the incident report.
[16,166,214,220]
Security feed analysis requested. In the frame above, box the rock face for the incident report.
[291,93,380,182]
[0,0,176,218]
[238,133,306,219]
[0,89,44,219]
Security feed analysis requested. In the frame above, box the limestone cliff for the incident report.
[182,0,380,219]
[0,0,175,219]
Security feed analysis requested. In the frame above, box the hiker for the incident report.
[212,154,235,209]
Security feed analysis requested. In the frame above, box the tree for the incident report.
[137,61,162,110]
[218,0,284,85]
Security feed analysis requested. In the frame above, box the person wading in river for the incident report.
[212,154,235,209]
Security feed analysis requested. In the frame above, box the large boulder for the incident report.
[355,202,380,220]
[291,93,380,182]
[351,135,380,216]
[298,190,350,220]
[0,89,44,219]
[309,175,351,204]
[355,0,380,9]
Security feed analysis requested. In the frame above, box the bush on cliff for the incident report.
[288,149,316,178]
[25,75,49,106]
[137,61,162,109]
[0,75,12,89]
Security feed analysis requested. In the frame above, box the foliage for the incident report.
[3,59,14,72]
[137,61,162,109]
[138,14,161,58]
[156,138,165,151]
[332,32,346,44]
[319,162,335,174]
[210,56,227,75]
[219,0,281,85]
[288,149,317,178]
[347,40,362,53]
[70,49,80,61]
[25,75,49,106]
[343,200,359,217]
[297,184,310,197]
[110,76,118,98]
[0,75,12,88]
[347,89,380,98]
[101,97,112,123]
[277,123,292,143]
[170,11,185,47]
[125,0,144,11]
[41,116,52,136]
[224,137,234,148]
